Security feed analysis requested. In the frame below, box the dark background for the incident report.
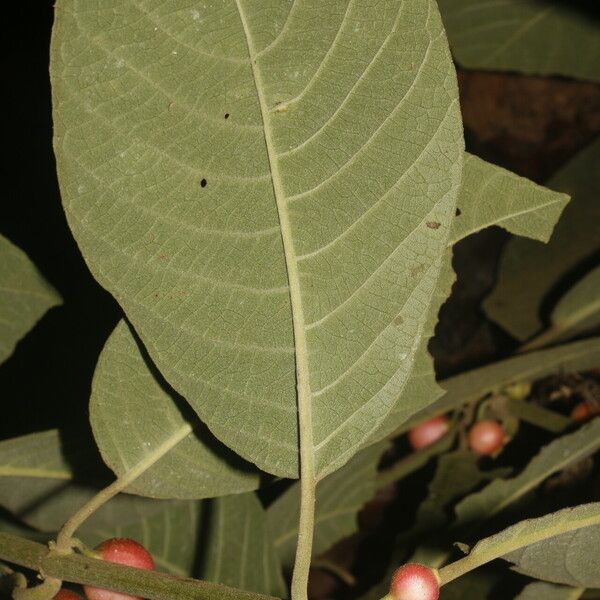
[2,2,600,442]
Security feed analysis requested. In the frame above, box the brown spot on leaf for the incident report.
[394,315,404,326]
[426,221,441,229]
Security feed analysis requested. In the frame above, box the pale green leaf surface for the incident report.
[546,265,600,344]
[449,154,569,245]
[91,320,261,499]
[485,139,600,341]
[51,0,464,478]
[267,442,385,571]
[507,520,600,589]
[516,582,584,600]
[398,337,600,435]
[438,0,600,82]
[203,493,287,598]
[0,235,61,364]
[455,418,600,525]
[367,153,569,444]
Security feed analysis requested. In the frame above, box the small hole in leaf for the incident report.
[455,207,462,216]
[200,178,207,188]
[224,113,230,119]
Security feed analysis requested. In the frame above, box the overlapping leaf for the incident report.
[267,442,385,570]
[91,321,261,499]
[0,432,285,592]
[0,235,61,364]
[448,504,600,588]
[365,153,570,444]
[506,522,600,589]
[535,264,600,347]
[203,494,287,598]
[486,139,600,341]
[438,0,600,82]
[51,0,464,478]
[0,430,200,575]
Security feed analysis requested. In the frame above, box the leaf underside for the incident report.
[91,320,261,499]
[51,0,463,478]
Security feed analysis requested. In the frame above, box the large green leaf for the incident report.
[455,417,600,525]
[51,0,464,479]
[506,522,600,589]
[0,235,61,364]
[366,153,570,444]
[516,583,584,600]
[485,139,600,341]
[397,337,600,436]
[267,441,385,571]
[203,493,287,598]
[91,321,261,499]
[437,0,600,82]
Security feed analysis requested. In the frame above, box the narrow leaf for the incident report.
[267,442,385,571]
[203,493,287,598]
[485,139,600,341]
[51,0,464,478]
[440,503,600,585]
[0,235,61,364]
[455,418,600,525]
[449,154,569,245]
[91,320,261,499]
[524,265,600,351]
[438,0,600,82]
[507,519,600,588]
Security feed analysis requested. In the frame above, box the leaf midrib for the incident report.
[233,1,315,480]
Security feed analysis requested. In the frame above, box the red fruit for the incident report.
[570,401,599,422]
[468,420,505,456]
[390,563,440,600]
[54,591,82,600]
[408,415,449,450]
[83,538,155,600]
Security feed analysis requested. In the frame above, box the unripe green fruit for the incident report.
[83,538,155,600]
[390,563,440,600]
